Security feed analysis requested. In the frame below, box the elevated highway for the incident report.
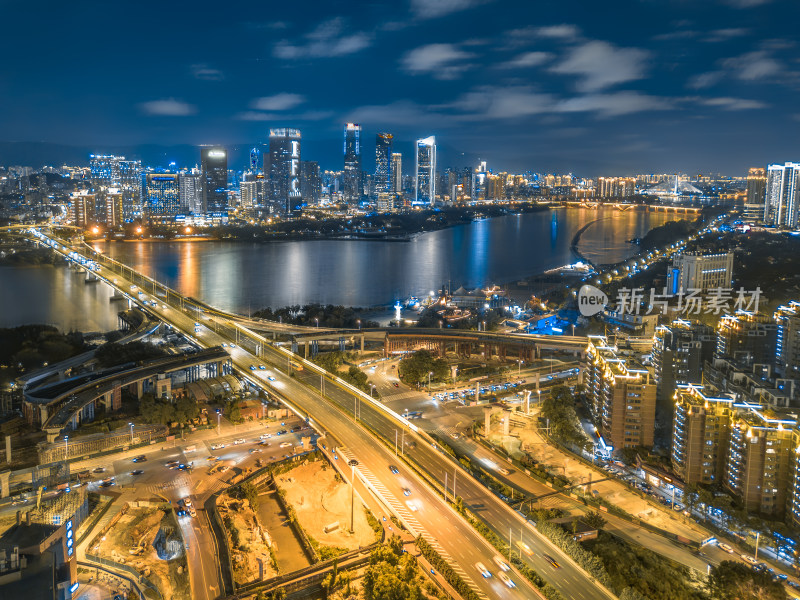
[25,227,613,600]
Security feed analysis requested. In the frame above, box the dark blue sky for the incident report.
[1,0,798,175]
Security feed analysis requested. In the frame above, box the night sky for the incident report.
[1,0,798,175]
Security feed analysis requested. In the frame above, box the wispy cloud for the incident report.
[554,91,672,117]
[551,41,650,92]
[504,24,581,47]
[345,101,444,127]
[191,64,224,81]
[250,93,305,111]
[722,50,781,80]
[446,86,554,119]
[139,98,196,116]
[410,0,492,20]
[687,71,724,89]
[500,51,552,69]
[274,18,372,59]
[537,24,581,40]
[721,0,771,7]
[700,97,767,110]
[237,109,332,121]
[402,43,474,79]
[704,28,750,43]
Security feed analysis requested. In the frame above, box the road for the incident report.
[33,230,616,600]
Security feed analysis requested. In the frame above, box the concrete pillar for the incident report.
[136,379,145,399]
[502,409,511,436]
[439,341,446,358]
[4,436,10,463]
[360,335,364,354]
[476,381,481,403]
[484,407,492,436]
[304,341,309,358]
[0,471,9,499]
[384,337,389,358]
[525,390,531,415]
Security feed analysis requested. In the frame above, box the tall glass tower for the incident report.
[374,133,393,195]
[268,128,302,215]
[415,136,436,205]
[200,146,228,217]
[343,123,362,204]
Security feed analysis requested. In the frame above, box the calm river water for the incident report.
[1,207,677,330]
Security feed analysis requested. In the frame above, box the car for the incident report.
[475,562,492,578]
[249,448,262,454]
[211,443,225,450]
[100,478,115,487]
[182,497,192,507]
[267,375,276,381]
[741,554,758,565]
[131,469,144,476]
[389,465,400,475]
[132,455,146,463]
[279,442,292,448]
[402,487,411,496]
[258,365,266,370]
[290,426,300,433]
[234,438,245,445]
[249,365,256,370]
[166,460,180,468]
[206,456,216,462]
[221,343,227,347]
[493,555,510,571]
[188,507,197,517]
[718,543,735,554]
[516,540,533,556]
[543,554,560,568]
[260,433,273,439]
[176,509,187,517]
[230,344,236,348]
[498,467,511,476]
[451,433,459,439]
[498,571,515,588]
[393,382,399,388]
[405,500,418,512]
[93,467,106,473]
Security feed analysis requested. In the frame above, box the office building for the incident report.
[200,146,228,217]
[391,153,402,195]
[716,312,778,366]
[472,161,487,202]
[89,155,141,220]
[105,190,123,228]
[343,123,362,204]
[764,162,800,228]
[415,136,436,205]
[144,173,180,222]
[653,320,716,403]
[240,181,258,209]
[300,161,321,205]
[267,128,302,215]
[743,167,767,224]
[725,405,794,517]
[585,336,657,450]
[776,302,800,377]
[671,384,735,486]
[665,251,734,294]
[375,133,393,196]
[249,147,262,173]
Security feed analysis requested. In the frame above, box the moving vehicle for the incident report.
[475,562,492,578]
[290,361,304,371]
[234,438,245,445]
[131,469,144,476]
[402,487,411,497]
[498,467,511,476]
[493,555,510,571]
[516,540,533,556]
[267,375,276,381]
[188,507,197,517]
[543,554,560,568]
[182,497,192,507]
[279,442,292,448]
[132,455,146,463]
[718,542,734,554]
[405,500,418,512]
[498,571,515,588]
[389,465,400,475]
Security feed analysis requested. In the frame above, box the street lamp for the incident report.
[428,371,433,394]
[369,384,376,398]
[348,459,359,533]
[128,422,134,445]
[315,318,319,328]
[216,411,221,436]
[357,319,361,330]
[64,435,69,462]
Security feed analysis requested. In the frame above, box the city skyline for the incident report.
[1,1,799,174]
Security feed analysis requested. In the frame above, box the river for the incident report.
[2,207,678,329]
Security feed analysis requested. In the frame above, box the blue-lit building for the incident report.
[200,146,228,218]
[415,136,436,205]
[343,123,362,205]
[144,173,180,223]
[374,133,393,196]
[267,128,302,215]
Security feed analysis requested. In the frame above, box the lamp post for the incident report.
[315,318,319,328]
[64,435,69,462]
[216,411,221,436]
[428,371,433,394]
[348,459,359,533]
[128,422,134,445]
[357,319,361,330]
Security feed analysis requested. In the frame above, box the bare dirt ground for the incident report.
[90,505,190,600]
[218,493,278,586]
[276,460,375,551]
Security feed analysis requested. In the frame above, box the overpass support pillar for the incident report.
[502,409,511,436]
[135,379,145,399]
[360,335,364,354]
[438,341,445,358]
[484,406,492,436]
[383,337,389,358]
[304,341,309,359]
[0,470,9,499]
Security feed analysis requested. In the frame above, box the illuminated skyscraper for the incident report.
[200,146,228,217]
[144,173,180,222]
[105,189,123,228]
[89,154,142,220]
[250,147,262,173]
[374,133,393,195]
[267,128,302,215]
[179,171,202,214]
[343,123,362,204]
[391,153,402,194]
[764,162,800,228]
[301,161,321,204]
[415,136,436,205]
[743,167,766,223]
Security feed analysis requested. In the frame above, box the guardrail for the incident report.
[83,553,163,600]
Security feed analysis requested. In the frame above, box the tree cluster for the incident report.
[95,341,167,368]
[138,392,200,426]
[709,560,786,600]
[398,350,449,386]
[539,385,588,449]
[253,304,378,329]
[0,324,85,372]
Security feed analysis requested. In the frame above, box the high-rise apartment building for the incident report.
[596,177,636,198]
[725,405,795,517]
[69,191,95,228]
[89,154,141,220]
[472,161,487,202]
[775,302,800,377]
[300,161,321,205]
[415,136,436,205]
[200,146,228,217]
[764,162,800,228]
[665,251,734,294]
[671,385,734,486]
[585,336,657,450]
[375,133,393,196]
[343,123,362,204]
[391,153,402,195]
[178,171,202,214]
[716,312,778,366]
[249,147,262,173]
[240,181,258,209]
[144,173,180,222]
[743,167,767,224]
[267,128,302,215]
[105,190,123,228]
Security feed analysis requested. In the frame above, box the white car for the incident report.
[405,500,418,512]
[493,555,510,571]
[233,438,245,445]
[498,571,515,588]
[718,542,734,554]
[182,497,192,508]
[475,562,492,578]
[260,433,272,440]
[279,442,292,448]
